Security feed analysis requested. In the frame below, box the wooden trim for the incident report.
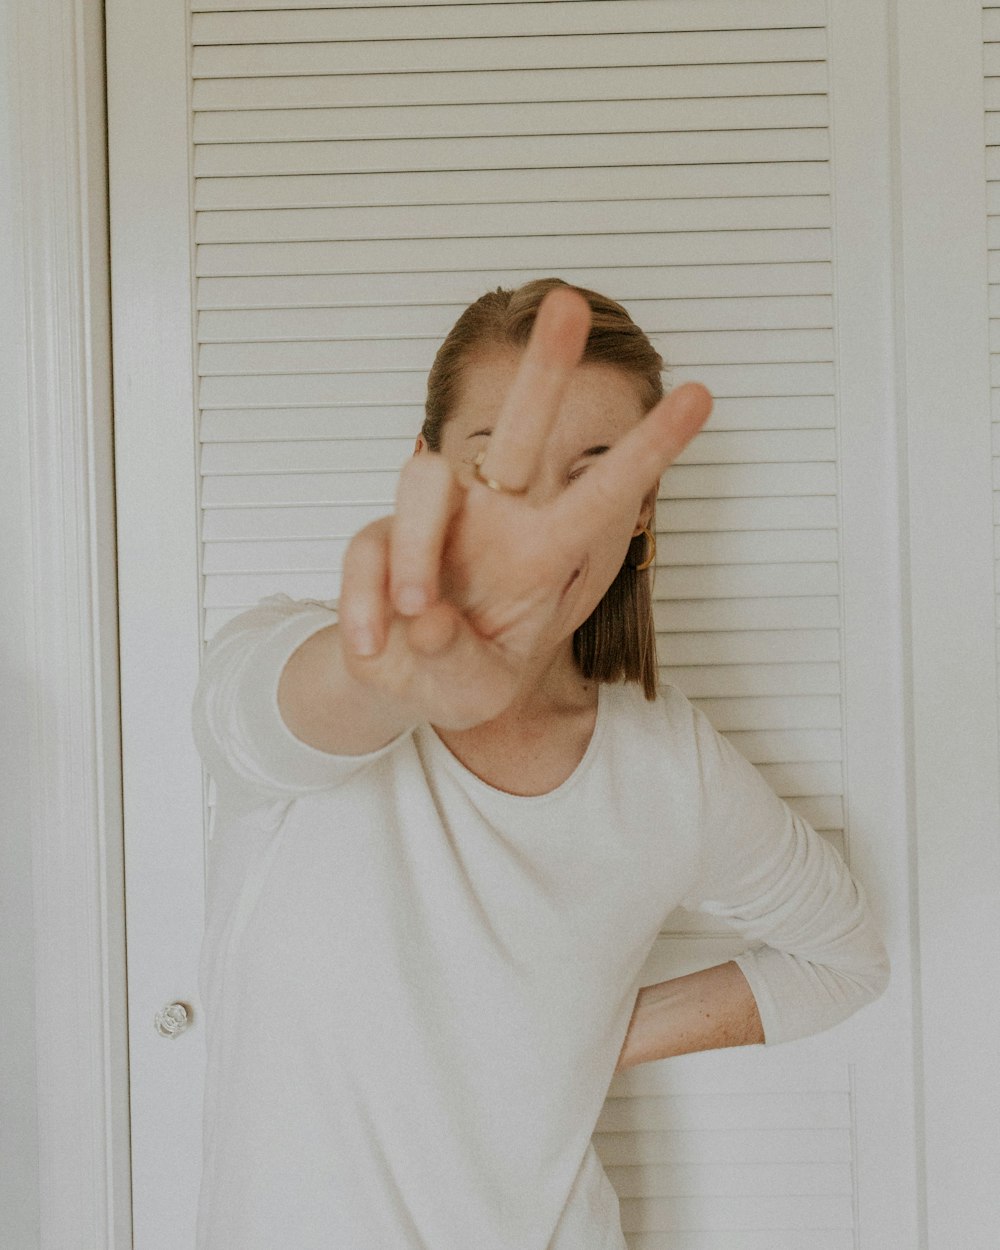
[0,0,131,1245]
[893,1,1000,1245]
[105,0,208,1239]
[826,2,923,1244]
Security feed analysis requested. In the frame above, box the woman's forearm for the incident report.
[614,961,764,1073]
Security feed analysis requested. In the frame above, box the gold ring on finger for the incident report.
[472,449,528,496]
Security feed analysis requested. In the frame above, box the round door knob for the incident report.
[155,1001,193,1038]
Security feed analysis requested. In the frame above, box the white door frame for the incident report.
[826,2,922,1240]
[105,0,208,1238]
[0,0,131,1246]
[893,1,1000,1244]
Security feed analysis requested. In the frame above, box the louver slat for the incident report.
[194,62,828,110]
[192,30,828,78]
[198,296,833,341]
[197,264,834,307]
[193,97,830,143]
[195,196,831,243]
[193,1,826,41]
[194,131,830,176]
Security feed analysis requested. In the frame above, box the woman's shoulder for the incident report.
[605,676,699,722]
[601,677,705,754]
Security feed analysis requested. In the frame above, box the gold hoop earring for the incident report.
[635,526,656,571]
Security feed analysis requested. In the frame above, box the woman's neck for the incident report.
[430,642,600,796]
[432,629,593,734]
[493,637,594,722]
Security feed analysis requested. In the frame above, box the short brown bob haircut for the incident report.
[420,277,667,700]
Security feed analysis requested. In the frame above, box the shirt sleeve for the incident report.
[191,592,413,811]
[670,685,891,1046]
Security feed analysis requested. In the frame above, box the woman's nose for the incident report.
[522,472,562,508]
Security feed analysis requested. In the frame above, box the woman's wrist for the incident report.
[615,961,764,1073]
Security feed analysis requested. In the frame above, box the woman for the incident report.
[191,279,889,1250]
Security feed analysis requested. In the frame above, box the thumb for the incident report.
[404,602,521,729]
[405,601,462,656]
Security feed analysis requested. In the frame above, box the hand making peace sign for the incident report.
[339,286,713,731]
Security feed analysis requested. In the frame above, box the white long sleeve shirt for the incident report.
[191,593,889,1250]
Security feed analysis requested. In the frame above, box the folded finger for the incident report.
[405,602,521,729]
[390,452,463,616]
[475,286,591,494]
[340,517,392,657]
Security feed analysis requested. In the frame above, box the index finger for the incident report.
[474,286,592,495]
[548,382,713,535]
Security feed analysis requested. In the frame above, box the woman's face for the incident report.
[414,346,657,638]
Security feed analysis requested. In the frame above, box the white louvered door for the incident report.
[109,1,919,1246]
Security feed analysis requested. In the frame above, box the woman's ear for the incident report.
[413,435,427,455]
[632,486,657,537]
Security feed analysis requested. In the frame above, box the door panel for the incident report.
[109,2,920,1244]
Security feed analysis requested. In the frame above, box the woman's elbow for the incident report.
[856,940,891,1005]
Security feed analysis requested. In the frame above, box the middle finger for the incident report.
[547,381,714,546]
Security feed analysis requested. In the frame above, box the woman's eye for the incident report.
[567,466,588,484]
